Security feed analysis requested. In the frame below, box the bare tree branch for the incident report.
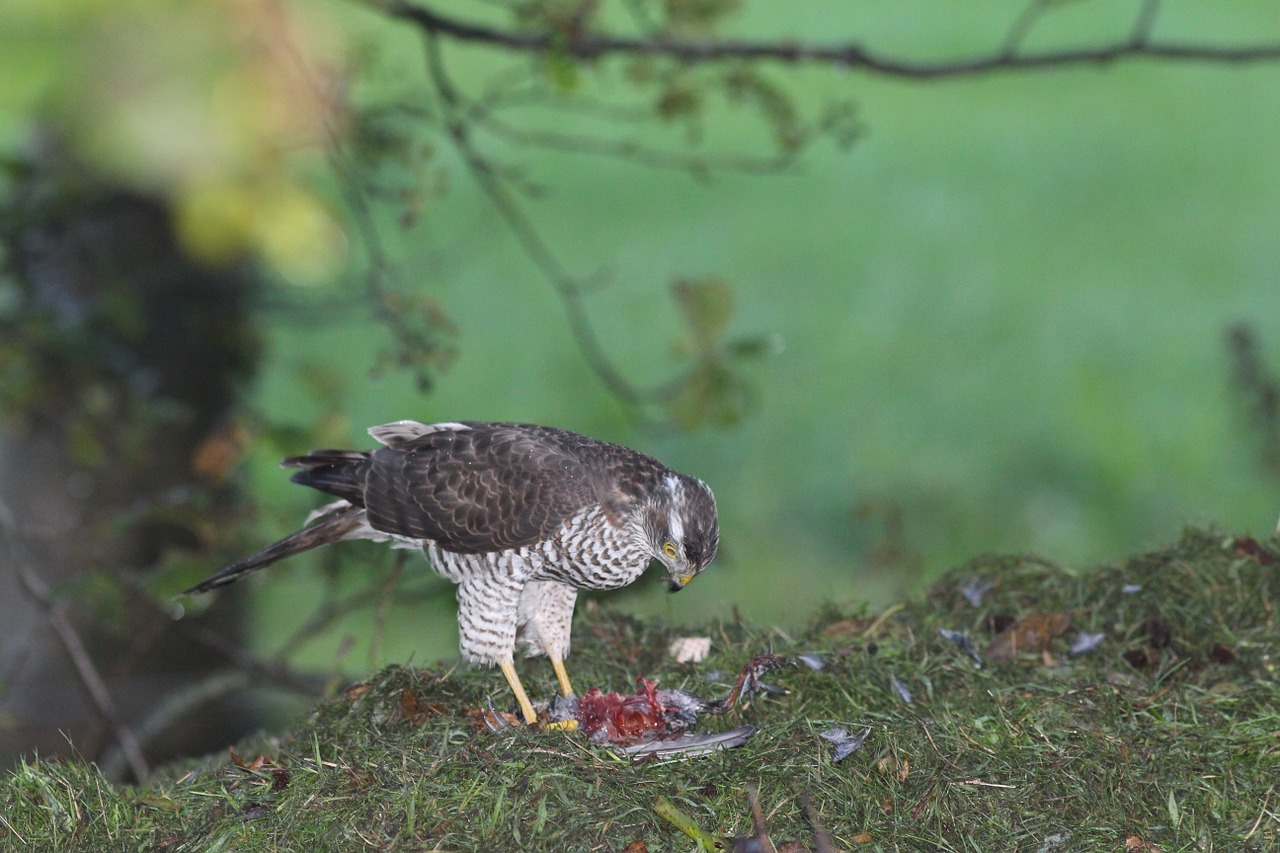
[1001,0,1057,58]
[419,26,651,410]
[99,670,253,781]
[0,501,150,781]
[272,573,441,662]
[274,11,457,391]
[1130,0,1162,47]
[378,1,1280,76]
[475,112,795,177]
[469,72,655,126]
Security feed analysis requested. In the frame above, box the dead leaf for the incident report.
[466,706,522,732]
[191,422,249,483]
[343,682,371,702]
[1208,642,1236,664]
[910,787,933,819]
[620,842,649,853]
[228,747,274,772]
[985,612,1072,661]
[1124,833,1163,852]
[1231,536,1278,565]
[346,767,375,788]
[822,617,872,637]
[877,755,909,780]
[392,688,444,726]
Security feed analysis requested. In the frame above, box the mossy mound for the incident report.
[3,528,1277,851]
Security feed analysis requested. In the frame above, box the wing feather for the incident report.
[362,423,604,553]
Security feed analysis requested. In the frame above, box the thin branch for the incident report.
[0,501,150,781]
[469,72,659,127]
[475,112,795,176]
[420,27,649,408]
[378,1,1280,77]
[1130,0,1162,47]
[369,551,406,667]
[272,575,441,661]
[99,670,253,781]
[1001,0,1053,58]
[276,8,455,390]
[106,570,325,695]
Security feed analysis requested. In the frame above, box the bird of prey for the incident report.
[186,421,719,725]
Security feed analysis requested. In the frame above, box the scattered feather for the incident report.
[1069,632,1105,657]
[939,627,984,667]
[1122,583,1143,594]
[621,726,759,760]
[890,674,913,704]
[669,636,712,663]
[796,652,826,671]
[820,725,871,762]
[1035,831,1072,853]
[961,578,995,607]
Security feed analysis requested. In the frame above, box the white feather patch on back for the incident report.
[368,420,471,446]
[305,499,353,526]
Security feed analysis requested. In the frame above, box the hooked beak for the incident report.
[666,572,695,592]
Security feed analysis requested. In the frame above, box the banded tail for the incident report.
[184,504,367,594]
[185,447,373,595]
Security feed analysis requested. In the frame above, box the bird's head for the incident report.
[645,473,719,592]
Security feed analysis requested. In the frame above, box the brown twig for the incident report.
[273,574,440,661]
[1226,323,1280,476]
[275,8,455,391]
[0,501,150,781]
[380,1,1280,77]
[799,789,837,853]
[419,26,650,411]
[746,784,776,853]
[1130,0,1162,46]
[370,552,406,667]
[473,112,796,177]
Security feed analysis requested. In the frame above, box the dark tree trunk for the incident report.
[0,143,266,780]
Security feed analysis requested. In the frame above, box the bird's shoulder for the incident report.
[358,421,666,553]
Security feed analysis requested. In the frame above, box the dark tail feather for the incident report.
[185,505,365,594]
[284,449,370,506]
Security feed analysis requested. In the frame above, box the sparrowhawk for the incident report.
[186,421,719,724]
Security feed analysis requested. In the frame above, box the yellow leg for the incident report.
[543,653,579,731]
[498,660,538,725]
[549,654,576,698]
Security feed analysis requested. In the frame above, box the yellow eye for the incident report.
[662,541,679,559]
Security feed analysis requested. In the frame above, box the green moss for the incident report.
[3,528,1277,851]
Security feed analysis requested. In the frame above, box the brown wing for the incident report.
[361,422,607,554]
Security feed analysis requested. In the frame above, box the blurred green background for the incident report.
[4,0,1279,675]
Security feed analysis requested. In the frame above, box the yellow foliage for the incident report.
[2,0,348,282]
